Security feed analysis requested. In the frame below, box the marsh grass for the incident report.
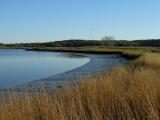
[0,53,160,120]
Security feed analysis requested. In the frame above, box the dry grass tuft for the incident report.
[0,52,160,120]
[135,53,160,68]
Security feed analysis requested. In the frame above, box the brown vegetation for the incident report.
[0,52,160,120]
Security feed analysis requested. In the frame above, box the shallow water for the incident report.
[0,49,90,89]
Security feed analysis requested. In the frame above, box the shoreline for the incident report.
[0,52,126,92]
[0,47,142,59]
[26,47,141,60]
[0,47,143,92]
[17,54,125,91]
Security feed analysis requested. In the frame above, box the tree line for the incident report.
[1,39,160,48]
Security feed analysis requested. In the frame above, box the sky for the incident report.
[0,0,160,43]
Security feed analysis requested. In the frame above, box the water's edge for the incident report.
[0,52,126,92]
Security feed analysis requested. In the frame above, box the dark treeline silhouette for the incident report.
[1,39,160,48]
[134,40,160,47]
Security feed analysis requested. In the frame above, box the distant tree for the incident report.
[101,36,115,46]
[101,36,115,41]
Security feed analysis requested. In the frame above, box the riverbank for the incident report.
[26,47,143,59]
[0,47,157,92]
[0,47,141,91]
[0,52,125,92]
[13,54,125,91]
[2,46,158,59]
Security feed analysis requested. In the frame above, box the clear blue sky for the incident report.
[0,0,160,43]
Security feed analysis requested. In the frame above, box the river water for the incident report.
[0,49,90,89]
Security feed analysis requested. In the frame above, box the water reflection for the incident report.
[56,53,87,59]
[0,49,90,89]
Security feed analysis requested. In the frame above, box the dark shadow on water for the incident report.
[55,53,87,59]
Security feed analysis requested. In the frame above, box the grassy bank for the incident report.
[0,48,160,120]
[27,46,146,59]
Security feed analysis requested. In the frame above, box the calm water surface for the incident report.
[0,49,90,89]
